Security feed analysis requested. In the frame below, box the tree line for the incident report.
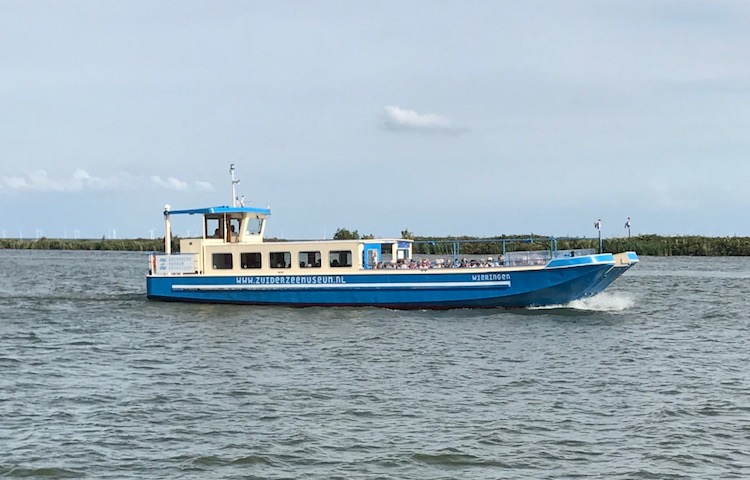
[0,237,164,251]
[3,233,750,256]
[333,229,750,257]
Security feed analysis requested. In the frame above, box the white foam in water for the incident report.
[529,292,635,312]
[568,292,635,312]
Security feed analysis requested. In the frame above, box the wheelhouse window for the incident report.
[299,251,321,268]
[212,253,233,270]
[245,216,263,235]
[241,252,262,269]
[228,218,240,240]
[270,252,291,269]
[206,217,222,238]
[205,215,240,240]
[329,250,352,268]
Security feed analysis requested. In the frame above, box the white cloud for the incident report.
[194,181,215,192]
[0,169,210,193]
[1,169,93,192]
[0,169,146,192]
[150,176,188,191]
[381,105,467,135]
[3,177,28,189]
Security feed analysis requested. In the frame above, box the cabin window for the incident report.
[298,251,321,268]
[329,250,352,268]
[270,251,291,269]
[241,252,262,269]
[245,217,263,235]
[228,218,241,240]
[379,243,394,264]
[212,253,233,270]
[206,218,222,238]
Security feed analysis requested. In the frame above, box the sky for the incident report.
[1,1,749,240]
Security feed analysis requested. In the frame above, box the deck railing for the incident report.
[411,237,598,264]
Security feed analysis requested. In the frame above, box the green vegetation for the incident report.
[0,237,164,251]
[332,228,360,240]
[605,234,750,256]
[2,233,750,256]
[409,234,750,256]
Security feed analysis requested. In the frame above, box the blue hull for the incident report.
[146,253,633,309]
[580,252,639,298]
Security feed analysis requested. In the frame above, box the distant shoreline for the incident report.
[0,238,164,252]
[2,234,750,256]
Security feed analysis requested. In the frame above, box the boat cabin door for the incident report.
[363,244,380,269]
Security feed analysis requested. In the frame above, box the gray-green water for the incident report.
[1,250,749,479]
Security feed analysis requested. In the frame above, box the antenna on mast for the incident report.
[230,164,240,207]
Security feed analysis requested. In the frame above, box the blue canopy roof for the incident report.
[167,205,271,216]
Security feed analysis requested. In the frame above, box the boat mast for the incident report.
[230,164,240,207]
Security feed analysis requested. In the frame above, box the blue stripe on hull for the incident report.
[146,262,615,309]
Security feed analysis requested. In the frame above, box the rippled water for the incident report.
[1,250,749,479]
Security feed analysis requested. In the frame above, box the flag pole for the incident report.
[594,219,602,253]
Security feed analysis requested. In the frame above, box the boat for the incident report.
[146,166,638,309]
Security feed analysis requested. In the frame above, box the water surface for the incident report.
[1,251,748,478]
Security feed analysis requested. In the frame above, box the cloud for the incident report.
[0,169,213,193]
[381,105,467,135]
[150,176,188,191]
[3,177,28,189]
[0,169,119,192]
[194,181,215,192]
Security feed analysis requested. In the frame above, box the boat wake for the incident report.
[569,292,635,312]
[529,292,635,312]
